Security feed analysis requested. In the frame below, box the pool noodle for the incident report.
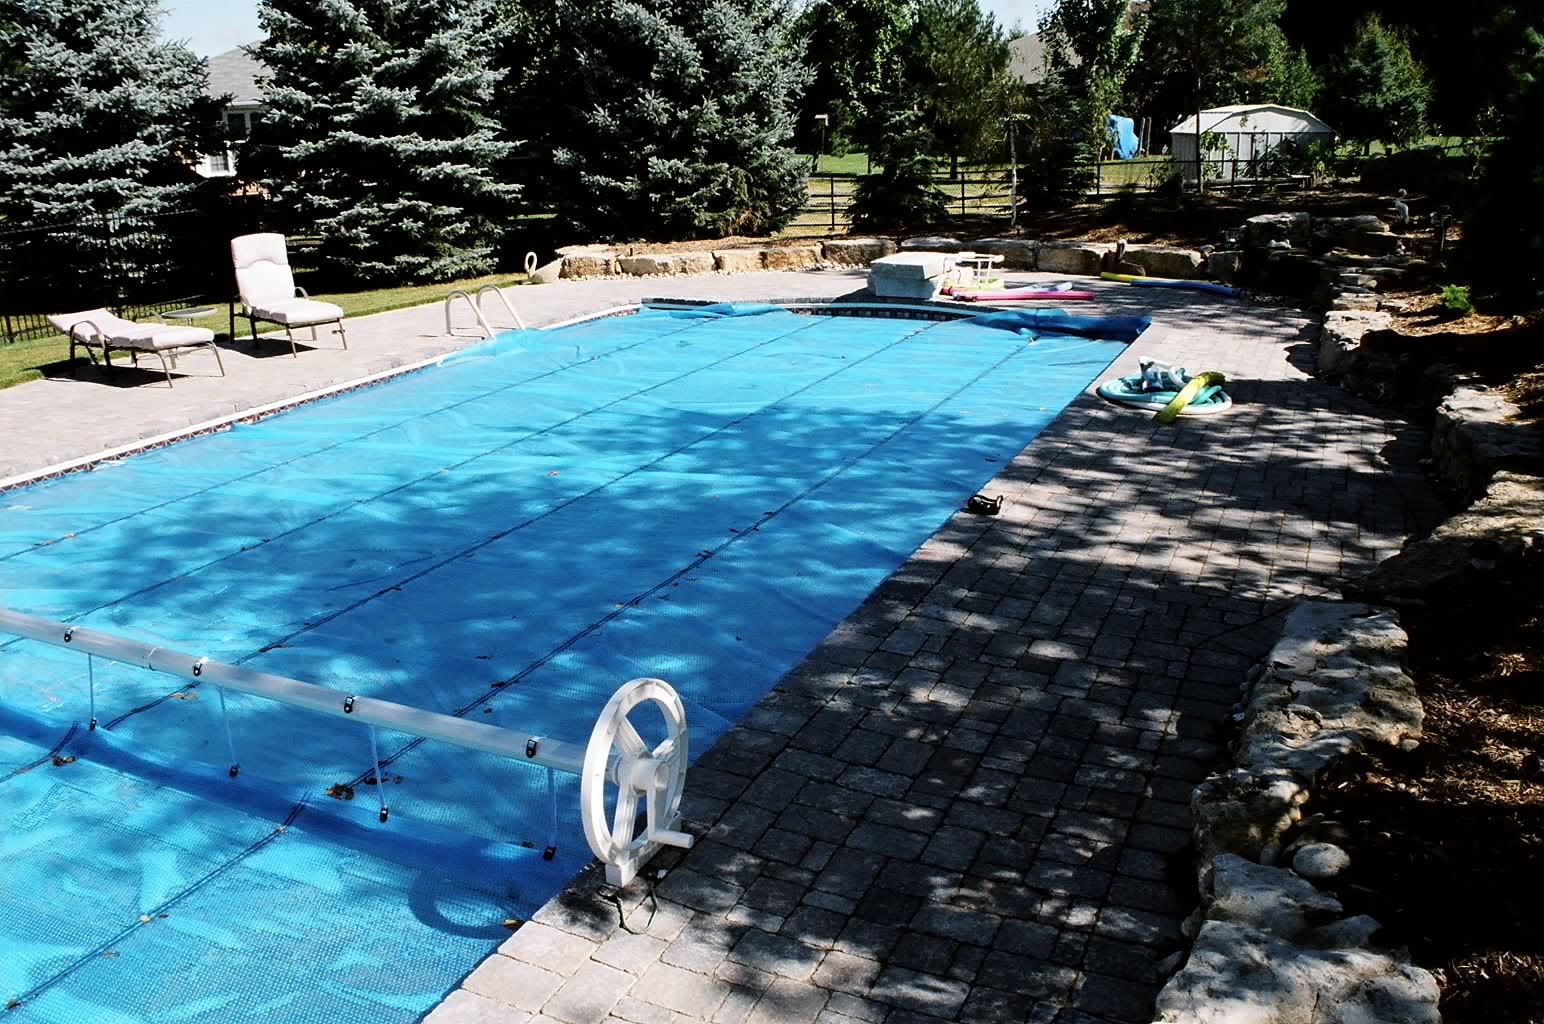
[949,289,1096,302]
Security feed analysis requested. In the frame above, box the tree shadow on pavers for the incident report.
[0,306,1442,1024]
[679,352,1443,1023]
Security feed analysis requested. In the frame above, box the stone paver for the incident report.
[4,269,1443,1022]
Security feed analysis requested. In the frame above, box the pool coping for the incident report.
[0,297,992,496]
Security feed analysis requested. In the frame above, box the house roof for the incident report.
[207,45,265,107]
[1170,104,1335,136]
[1007,34,1048,84]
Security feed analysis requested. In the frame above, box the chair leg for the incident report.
[285,326,298,358]
[249,315,260,344]
[337,320,348,350]
[209,342,226,377]
[152,351,173,387]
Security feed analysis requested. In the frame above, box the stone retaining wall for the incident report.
[1152,599,1440,1024]
[552,236,1213,281]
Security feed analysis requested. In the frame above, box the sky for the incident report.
[160,0,1055,58]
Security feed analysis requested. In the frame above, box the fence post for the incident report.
[959,177,965,217]
[829,176,835,233]
[100,213,121,312]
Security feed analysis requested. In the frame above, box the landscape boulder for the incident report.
[1317,310,1392,378]
[1244,212,1311,248]
[1154,856,1441,1024]
[1037,242,1111,277]
[558,247,618,279]
[964,238,1039,270]
[900,236,966,253]
[822,238,896,265]
[762,244,822,271]
[713,249,764,274]
[1124,245,1204,279]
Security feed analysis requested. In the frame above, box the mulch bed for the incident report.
[1308,567,1544,1023]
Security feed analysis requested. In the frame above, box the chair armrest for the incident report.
[294,285,310,298]
[68,320,105,344]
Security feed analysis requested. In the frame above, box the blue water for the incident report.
[0,305,1135,1022]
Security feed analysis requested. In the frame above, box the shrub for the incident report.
[1438,284,1474,318]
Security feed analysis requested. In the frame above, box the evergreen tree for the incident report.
[1321,15,1432,150]
[0,0,212,226]
[529,0,810,242]
[1041,0,1146,161]
[253,0,516,285]
[848,108,947,231]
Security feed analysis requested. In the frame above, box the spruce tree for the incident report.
[529,0,811,242]
[0,0,210,225]
[1321,15,1432,150]
[253,0,516,285]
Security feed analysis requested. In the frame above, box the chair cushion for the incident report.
[250,298,344,326]
[129,326,216,350]
[47,308,133,342]
[232,233,297,309]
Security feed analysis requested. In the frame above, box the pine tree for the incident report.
[253,0,516,285]
[0,0,211,225]
[529,0,811,242]
[1322,15,1432,150]
[848,108,947,231]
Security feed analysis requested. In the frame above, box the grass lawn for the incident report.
[0,271,527,391]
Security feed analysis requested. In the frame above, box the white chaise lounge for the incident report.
[47,308,225,388]
[230,233,347,357]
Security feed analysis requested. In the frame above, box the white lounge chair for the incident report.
[47,308,225,388]
[230,233,347,357]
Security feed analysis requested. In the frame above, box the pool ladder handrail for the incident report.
[445,284,526,338]
[0,607,691,884]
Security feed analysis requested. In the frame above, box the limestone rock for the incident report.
[965,238,1038,270]
[822,238,896,265]
[713,249,764,274]
[1318,310,1392,378]
[1116,260,1146,276]
[558,248,617,279]
[1192,600,1422,866]
[1351,471,1544,606]
[1244,212,1311,247]
[762,245,822,271]
[675,252,715,275]
[1329,293,1381,311]
[1037,242,1111,276]
[1154,856,1441,1024]
[1316,216,1405,257]
[1125,245,1203,279]
[1207,251,1243,284]
[1427,387,1544,494]
[900,236,966,253]
[617,253,712,276]
[1293,842,1351,879]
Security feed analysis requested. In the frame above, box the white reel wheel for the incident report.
[581,677,694,886]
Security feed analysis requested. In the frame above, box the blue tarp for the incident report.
[1106,115,1139,159]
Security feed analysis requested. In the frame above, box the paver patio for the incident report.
[0,269,1443,1023]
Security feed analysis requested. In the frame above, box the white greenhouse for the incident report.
[1169,105,1336,182]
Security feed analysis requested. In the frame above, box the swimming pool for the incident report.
[0,304,1142,1022]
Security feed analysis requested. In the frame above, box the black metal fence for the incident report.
[0,201,262,344]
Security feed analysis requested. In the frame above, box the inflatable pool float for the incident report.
[946,288,1096,302]
[1096,360,1231,421]
[1100,272,1239,297]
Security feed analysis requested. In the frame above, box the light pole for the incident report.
[812,113,828,174]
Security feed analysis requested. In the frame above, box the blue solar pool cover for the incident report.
[0,305,1141,1022]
